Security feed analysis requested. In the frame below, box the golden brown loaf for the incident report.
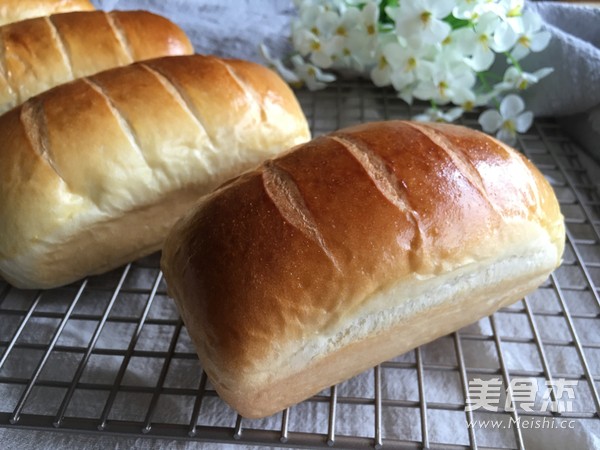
[0,10,194,114]
[0,0,94,26]
[0,54,310,289]
[161,121,565,418]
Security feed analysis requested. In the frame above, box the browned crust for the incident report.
[160,121,565,417]
[0,10,194,113]
[0,0,94,26]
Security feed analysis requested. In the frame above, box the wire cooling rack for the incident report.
[0,80,599,449]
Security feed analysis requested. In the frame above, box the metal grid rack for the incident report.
[0,80,599,449]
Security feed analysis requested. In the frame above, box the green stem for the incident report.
[476,73,502,109]
[477,72,492,92]
[482,71,502,81]
[504,51,523,72]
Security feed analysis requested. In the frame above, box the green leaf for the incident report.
[504,51,523,72]
[443,14,470,30]
[477,72,492,91]
[379,0,398,25]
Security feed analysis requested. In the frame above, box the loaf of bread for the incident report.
[161,121,565,418]
[0,54,310,289]
[0,10,194,114]
[0,0,94,26]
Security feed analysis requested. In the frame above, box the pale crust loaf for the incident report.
[0,0,94,26]
[0,55,310,288]
[0,10,194,114]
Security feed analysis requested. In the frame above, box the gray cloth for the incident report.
[522,3,600,160]
[95,0,294,63]
[92,1,600,157]
[524,2,600,117]
[93,1,600,118]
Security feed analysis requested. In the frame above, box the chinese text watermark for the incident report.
[465,377,578,430]
[466,377,577,413]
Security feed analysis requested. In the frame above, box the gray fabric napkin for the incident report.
[93,1,600,157]
[521,3,600,159]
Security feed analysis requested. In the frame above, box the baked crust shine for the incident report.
[0,55,310,288]
[0,0,94,26]
[0,10,194,114]
[161,121,565,418]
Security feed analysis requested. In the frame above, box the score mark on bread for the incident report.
[0,10,194,114]
[161,120,565,418]
[0,54,310,289]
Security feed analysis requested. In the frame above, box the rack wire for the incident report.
[0,80,599,449]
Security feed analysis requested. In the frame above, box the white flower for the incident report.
[332,33,375,72]
[326,0,352,15]
[312,36,345,68]
[413,55,476,105]
[397,85,415,105]
[292,9,344,68]
[294,2,326,35]
[382,40,429,91]
[502,0,526,17]
[370,46,394,87]
[259,44,301,85]
[454,12,517,71]
[452,0,490,21]
[413,106,464,123]
[510,10,552,60]
[290,54,336,90]
[387,0,454,47]
[356,0,380,37]
[330,1,379,70]
[478,94,533,145]
[495,0,526,33]
[278,0,550,129]
[495,66,554,91]
[474,89,501,109]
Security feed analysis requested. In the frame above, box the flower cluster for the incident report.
[261,0,553,145]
